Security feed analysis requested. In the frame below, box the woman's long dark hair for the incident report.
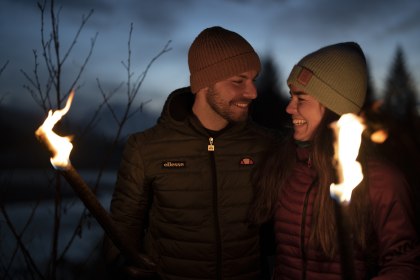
[249,109,373,259]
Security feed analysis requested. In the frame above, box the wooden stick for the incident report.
[333,200,356,280]
[35,131,156,273]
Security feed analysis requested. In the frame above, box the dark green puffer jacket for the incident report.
[107,87,274,280]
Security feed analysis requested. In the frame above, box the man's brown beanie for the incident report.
[287,42,367,115]
[188,26,261,93]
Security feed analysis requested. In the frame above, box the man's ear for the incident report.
[195,86,209,96]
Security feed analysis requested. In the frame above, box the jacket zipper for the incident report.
[208,137,215,151]
[208,137,222,280]
[300,181,315,280]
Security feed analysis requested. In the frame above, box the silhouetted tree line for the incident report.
[251,56,290,130]
[365,46,420,232]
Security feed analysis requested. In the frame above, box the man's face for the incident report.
[286,84,325,141]
[206,70,258,123]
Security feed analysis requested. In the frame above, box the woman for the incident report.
[250,42,420,279]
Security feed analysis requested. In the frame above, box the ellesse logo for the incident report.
[239,157,254,166]
[162,161,186,168]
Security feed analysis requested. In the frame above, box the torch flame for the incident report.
[330,113,365,204]
[35,91,75,169]
[370,129,388,143]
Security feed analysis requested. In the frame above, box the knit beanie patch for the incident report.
[287,42,367,115]
[188,26,261,93]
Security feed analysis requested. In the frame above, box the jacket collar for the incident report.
[158,87,249,136]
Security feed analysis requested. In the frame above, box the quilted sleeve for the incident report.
[103,134,152,265]
[368,160,420,280]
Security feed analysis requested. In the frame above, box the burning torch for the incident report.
[329,113,365,280]
[35,90,156,275]
[329,113,388,280]
[330,114,388,280]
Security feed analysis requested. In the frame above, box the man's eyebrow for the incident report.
[234,73,255,79]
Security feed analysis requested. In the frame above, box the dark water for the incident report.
[0,169,115,279]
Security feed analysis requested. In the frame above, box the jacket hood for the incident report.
[158,87,194,126]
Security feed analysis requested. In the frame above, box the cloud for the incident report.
[270,0,420,38]
[382,7,420,36]
[109,0,194,37]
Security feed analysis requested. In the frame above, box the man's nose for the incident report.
[243,82,257,100]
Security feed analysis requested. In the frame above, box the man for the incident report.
[103,26,274,280]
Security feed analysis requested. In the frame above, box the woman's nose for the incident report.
[286,98,296,114]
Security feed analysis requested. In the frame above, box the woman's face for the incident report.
[286,85,325,141]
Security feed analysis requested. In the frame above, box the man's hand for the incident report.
[124,253,157,279]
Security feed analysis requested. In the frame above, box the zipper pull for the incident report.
[208,137,215,151]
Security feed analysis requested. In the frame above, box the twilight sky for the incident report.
[1,0,419,126]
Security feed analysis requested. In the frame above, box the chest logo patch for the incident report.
[240,157,254,166]
[162,161,186,168]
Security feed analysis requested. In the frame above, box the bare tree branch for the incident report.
[60,24,171,262]
[0,60,8,75]
[61,10,94,66]
[0,203,45,279]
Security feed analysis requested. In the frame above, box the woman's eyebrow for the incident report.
[289,90,307,96]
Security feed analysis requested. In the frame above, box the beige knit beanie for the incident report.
[287,42,367,115]
[188,26,261,93]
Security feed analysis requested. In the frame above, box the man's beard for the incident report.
[207,86,249,123]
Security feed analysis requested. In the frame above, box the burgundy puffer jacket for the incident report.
[273,145,420,280]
